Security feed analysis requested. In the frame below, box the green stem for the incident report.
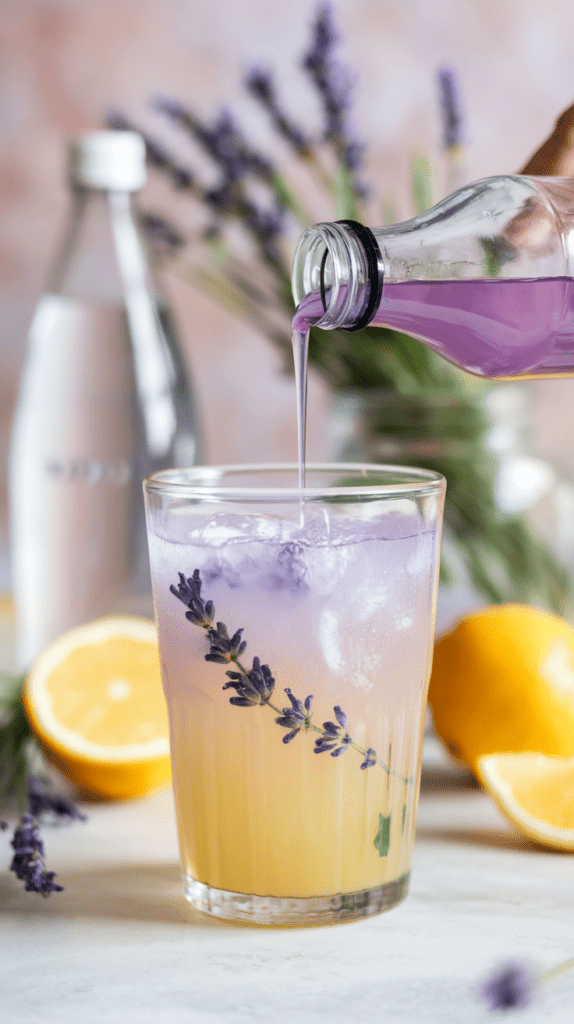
[539,958,574,985]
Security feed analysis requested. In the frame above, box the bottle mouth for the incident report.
[291,220,383,331]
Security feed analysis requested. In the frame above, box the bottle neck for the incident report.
[291,220,381,331]
[48,187,157,306]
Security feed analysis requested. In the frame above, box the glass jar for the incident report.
[327,383,574,635]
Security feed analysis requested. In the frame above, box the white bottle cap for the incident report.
[68,131,147,192]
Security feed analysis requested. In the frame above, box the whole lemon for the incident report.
[428,603,574,771]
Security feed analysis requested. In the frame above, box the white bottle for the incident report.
[10,131,201,668]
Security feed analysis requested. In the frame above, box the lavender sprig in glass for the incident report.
[171,570,411,791]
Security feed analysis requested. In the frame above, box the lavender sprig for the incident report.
[152,99,289,268]
[479,957,574,1012]
[171,569,409,782]
[437,67,464,153]
[152,99,274,181]
[1,663,86,895]
[3,775,86,894]
[9,813,63,895]
[301,3,367,206]
[437,67,465,193]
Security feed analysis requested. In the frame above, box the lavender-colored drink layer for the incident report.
[294,277,574,378]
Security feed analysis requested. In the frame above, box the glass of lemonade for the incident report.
[144,463,445,926]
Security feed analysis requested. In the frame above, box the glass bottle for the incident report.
[10,131,202,668]
[292,175,574,379]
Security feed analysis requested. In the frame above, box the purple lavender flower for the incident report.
[480,962,537,1012]
[301,3,367,195]
[222,656,275,706]
[170,570,215,627]
[437,68,464,152]
[153,98,273,181]
[275,689,313,742]
[139,213,186,254]
[245,66,310,155]
[0,820,8,830]
[360,748,377,769]
[10,814,63,895]
[27,775,86,824]
[205,622,247,664]
[314,705,352,757]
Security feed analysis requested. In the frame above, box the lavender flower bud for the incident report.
[205,622,246,662]
[301,3,367,196]
[360,748,377,769]
[10,814,63,895]
[222,656,275,706]
[27,775,86,824]
[480,962,537,1011]
[170,570,215,627]
[314,705,352,756]
[437,68,464,151]
[275,688,313,741]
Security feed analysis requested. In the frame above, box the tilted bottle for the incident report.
[291,175,574,379]
[10,131,202,667]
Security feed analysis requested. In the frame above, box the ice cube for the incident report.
[196,512,284,547]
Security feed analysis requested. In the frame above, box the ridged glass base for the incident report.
[184,872,410,926]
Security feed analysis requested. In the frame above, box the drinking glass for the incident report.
[144,463,445,926]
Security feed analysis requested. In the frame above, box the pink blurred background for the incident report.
[2,0,574,588]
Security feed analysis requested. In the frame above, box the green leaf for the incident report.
[373,812,391,857]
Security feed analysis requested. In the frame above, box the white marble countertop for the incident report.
[1,741,573,1024]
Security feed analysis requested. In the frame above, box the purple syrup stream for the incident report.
[292,316,309,493]
[293,276,574,381]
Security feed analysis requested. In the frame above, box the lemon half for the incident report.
[23,617,171,800]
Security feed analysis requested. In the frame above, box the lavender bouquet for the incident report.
[109,3,569,613]
[0,674,85,894]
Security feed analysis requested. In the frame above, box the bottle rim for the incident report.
[291,222,379,330]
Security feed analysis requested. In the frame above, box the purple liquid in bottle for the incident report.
[294,277,574,380]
